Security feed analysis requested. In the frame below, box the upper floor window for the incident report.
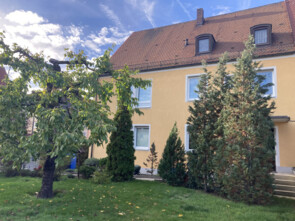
[250,24,272,46]
[186,74,203,101]
[257,68,276,97]
[195,34,215,55]
[132,84,152,108]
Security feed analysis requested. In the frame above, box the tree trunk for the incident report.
[37,156,56,198]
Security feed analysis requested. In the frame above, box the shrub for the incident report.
[4,168,19,177]
[99,157,107,170]
[134,165,141,175]
[67,174,75,179]
[92,170,111,184]
[158,123,186,186]
[80,165,96,179]
[20,169,32,177]
[143,143,159,175]
[84,158,100,168]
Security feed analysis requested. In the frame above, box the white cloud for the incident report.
[84,27,132,55]
[176,0,193,20]
[125,0,156,28]
[0,10,82,60]
[238,0,252,10]
[5,10,45,25]
[213,6,231,16]
[100,4,126,32]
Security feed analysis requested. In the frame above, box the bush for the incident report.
[20,169,32,177]
[99,157,107,169]
[84,158,100,168]
[134,165,141,175]
[80,165,96,179]
[92,170,111,184]
[67,174,75,179]
[158,123,186,186]
[4,168,19,177]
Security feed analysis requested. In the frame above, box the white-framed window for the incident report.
[186,74,203,101]
[132,84,152,108]
[185,124,193,152]
[198,38,209,53]
[133,124,150,150]
[257,67,276,97]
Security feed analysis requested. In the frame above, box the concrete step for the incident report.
[275,184,295,192]
[274,190,295,198]
[273,173,295,182]
[274,179,295,186]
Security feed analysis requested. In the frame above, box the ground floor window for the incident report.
[133,125,150,150]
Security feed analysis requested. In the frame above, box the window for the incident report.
[132,85,152,108]
[257,68,276,97]
[185,125,193,152]
[186,74,202,101]
[199,39,209,53]
[133,125,150,150]
[250,24,272,45]
[195,34,215,54]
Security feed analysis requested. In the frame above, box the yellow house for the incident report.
[93,0,295,174]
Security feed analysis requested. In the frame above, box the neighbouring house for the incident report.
[93,0,295,174]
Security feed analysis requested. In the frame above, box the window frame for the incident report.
[195,34,215,55]
[133,124,151,151]
[131,81,152,109]
[257,66,277,98]
[250,24,272,46]
[185,73,205,102]
[185,124,193,152]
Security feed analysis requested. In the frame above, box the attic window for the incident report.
[250,24,272,46]
[195,34,215,55]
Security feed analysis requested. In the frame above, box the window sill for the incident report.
[134,147,149,151]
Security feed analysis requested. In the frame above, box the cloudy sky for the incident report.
[0,0,280,60]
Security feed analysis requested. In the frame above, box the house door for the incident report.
[271,128,276,172]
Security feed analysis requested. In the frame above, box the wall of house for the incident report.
[92,54,295,173]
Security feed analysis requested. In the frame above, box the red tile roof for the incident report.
[0,67,7,85]
[111,1,295,72]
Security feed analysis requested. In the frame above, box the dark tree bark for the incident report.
[37,156,56,198]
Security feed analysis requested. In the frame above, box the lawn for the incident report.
[0,176,294,221]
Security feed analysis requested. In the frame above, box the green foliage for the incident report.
[98,157,107,170]
[187,54,229,192]
[0,33,149,197]
[67,174,75,179]
[134,165,141,175]
[83,158,100,168]
[143,142,159,175]
[158,123,186,186]
[215,36,275,204]
[4,168,19,177]
[92,170,112,184]
[107,105,135,182]
[80,165,96,179]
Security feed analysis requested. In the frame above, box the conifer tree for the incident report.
[187,54,229,192]
[143,142,159,175]
[106,104,135,182]
[216,37,275,204]
[158,123,186,186]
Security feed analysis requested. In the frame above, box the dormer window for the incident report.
[250,24,272,46]
[196,34,215,55]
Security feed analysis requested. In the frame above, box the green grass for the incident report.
[0,176,294,221]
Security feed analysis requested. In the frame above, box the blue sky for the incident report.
[0,0,280,60]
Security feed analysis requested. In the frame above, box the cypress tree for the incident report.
[106,104,135,182]
[216,37,275,204]
[158,123,186,186]
[187,54,229,192]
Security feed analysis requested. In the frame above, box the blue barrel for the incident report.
[70,157,77,169]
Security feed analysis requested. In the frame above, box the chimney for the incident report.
[197,8,204,26]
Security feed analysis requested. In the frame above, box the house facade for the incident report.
[93,0,295,174]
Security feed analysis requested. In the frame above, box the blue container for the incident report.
[70,157,77,169]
